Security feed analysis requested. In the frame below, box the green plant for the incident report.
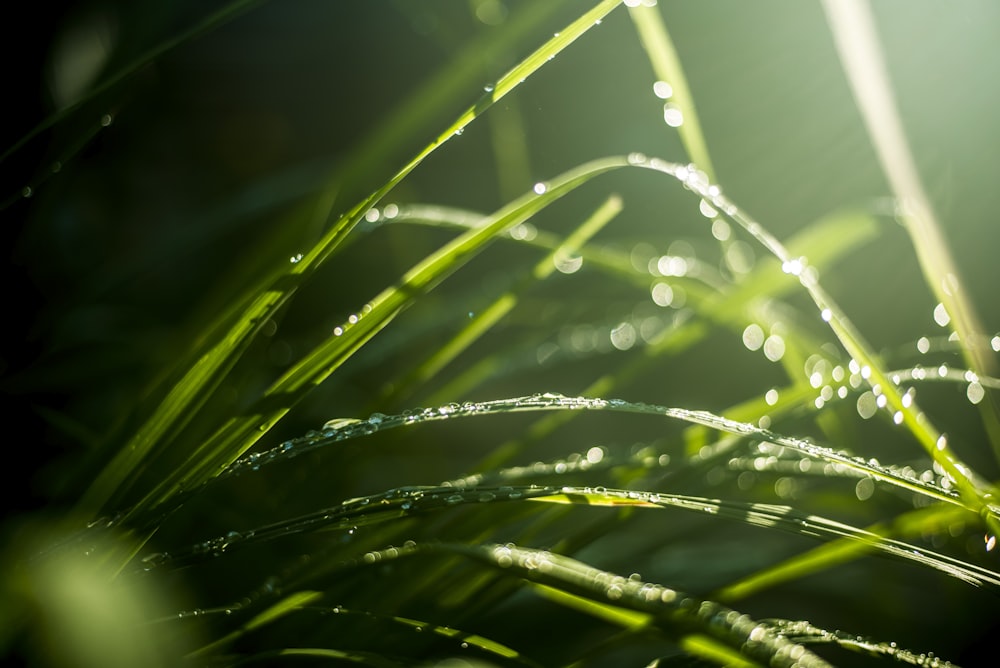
[4,1,999,666]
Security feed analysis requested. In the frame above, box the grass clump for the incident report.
[3,1,999,666]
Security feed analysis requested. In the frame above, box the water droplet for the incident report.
[453,126,465,136]
[364,208,380,223]
[289,253,303,264]
[100,113,113,126]
[627,151,648,165]
[21,186,32,198]
[821,308,832,322]
[986,534,996,551]
[533,182,548,195]
[483,83,495,93]
[653,80,673,99]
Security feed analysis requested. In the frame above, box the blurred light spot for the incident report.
[610,322,637,350]
[533,182,547,194]
[711,218,731,241]
[725,240,754,274]
[986,534,997,552]
[765,389,779,406]
[893,411,904,424]
[586,446,605,464]
[763,335,785,362]
[781,257,805,276]
[855,478,875,501]
[758,415,771,429]
[663,103,683,127]
[742,324,764,351]
[624,0,641,6]
[933,303,950,327]
[510,223,537,240]
[857,391,877,419]
[657,255,688,276]
[365,208,380,222]
[991,335,1000,352]
[383,203,399,218]
[698,199,717,218]
[821,308,832,322]
[917,336,930,353]
[875,394,887,408]
[289,253,303,264]
[809,372,823,389]
[837,386,848,399]
[832,366,845,382]
[968,382,985,404]
[651,282,674,307]
[653,80,673,99]
[474,0,508,25]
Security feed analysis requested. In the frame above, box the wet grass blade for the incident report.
[79,0,624,522]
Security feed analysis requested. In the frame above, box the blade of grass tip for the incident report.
[132,158,632,522]
[822,0,1000,462]
[0,0,266,166]
[387,194,623,407]
[628,3,715,182]
[79,0,624,522]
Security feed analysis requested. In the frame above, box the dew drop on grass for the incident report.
[533,182,547,194]
[289,253,303,264]
[483,83,495,93]
[21,186,32,198]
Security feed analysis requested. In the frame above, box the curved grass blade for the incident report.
[216,393,972,514]
[141,478,1000,592]
[354,542,833,668]
[627,157,1000,537]
[764,618,957,667]
[130,158,632,526]
[78,0,624,523]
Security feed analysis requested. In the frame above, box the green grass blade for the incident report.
[79,1,624,522]
[132,159,632,521]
